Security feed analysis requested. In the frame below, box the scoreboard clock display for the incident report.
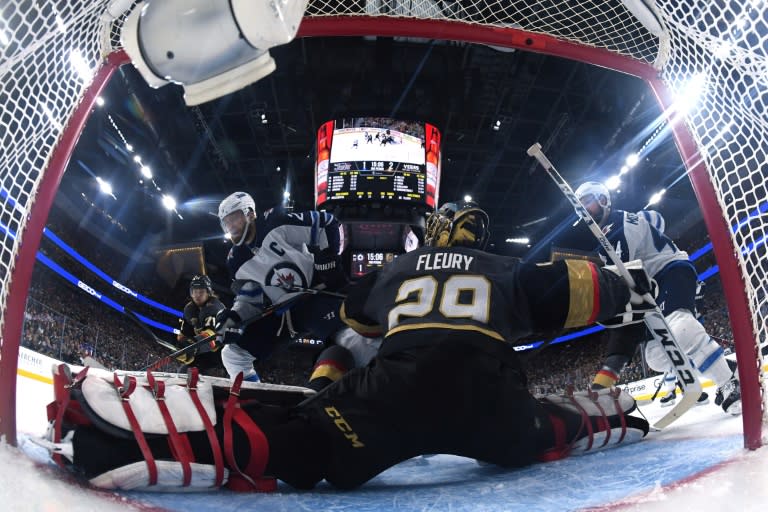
[350,251,396,278]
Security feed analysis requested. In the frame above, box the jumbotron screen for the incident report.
[315,118,441,208]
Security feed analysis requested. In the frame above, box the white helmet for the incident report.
[218,192,256,245]
[575,181,611,224]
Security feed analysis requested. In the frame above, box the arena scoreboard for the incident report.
[315,117,441,209]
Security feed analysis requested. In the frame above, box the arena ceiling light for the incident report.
[69,49,92,82]
[161,194,176,211]
[140,165,152,179]
[505,237,530,244]
[675,73,706,115]
[120,0,308,106]
[464,195,473,202]
[95,177,115,199]
[605,175,621,190]
[625,153,640,167]
[647,189,666,206]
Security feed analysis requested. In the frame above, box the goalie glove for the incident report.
[215,310,244,346]
[598,261,658,328]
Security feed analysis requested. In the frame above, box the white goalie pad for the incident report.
[544,388,637,419]
[81,369,216,434]
[543,388,646,455]
[570,427,646,455]
[90,461,230,492]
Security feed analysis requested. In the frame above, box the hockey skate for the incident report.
[539,387,649,460]
[659,390,676,408]
[714,376,741,415]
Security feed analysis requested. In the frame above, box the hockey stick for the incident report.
[123,308,180,352]
[527,142,702,429]
[279,285,347,299]
[635,371,667,406]
[143,332,217,371]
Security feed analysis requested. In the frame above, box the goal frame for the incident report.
[0,16,760,449]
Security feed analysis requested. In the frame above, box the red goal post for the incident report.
[0,1,764,449]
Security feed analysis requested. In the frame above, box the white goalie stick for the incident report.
[527,142,702,429]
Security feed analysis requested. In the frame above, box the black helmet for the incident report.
[425,201,490,250]
[189,275,212,294]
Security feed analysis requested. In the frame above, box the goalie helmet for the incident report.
[425,201,490,250]
[575,181,611,224]
[189,275,213,295]
[218,192,256,246]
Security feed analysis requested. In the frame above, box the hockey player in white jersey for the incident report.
[215,192,383,387]
[215,192,348,381]
[576,182,741,414]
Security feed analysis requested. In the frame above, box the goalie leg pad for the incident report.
[42,366,274,492]
[539,388,649,459]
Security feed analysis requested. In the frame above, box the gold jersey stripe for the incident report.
[340,303,383,336]
[310,363,346,383]
[386,322,504,341]
[564,260,600,328]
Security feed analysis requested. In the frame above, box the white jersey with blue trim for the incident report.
[599,208,688,278]
[229,208,342,320]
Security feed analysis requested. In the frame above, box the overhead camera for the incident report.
[120,0,308,105]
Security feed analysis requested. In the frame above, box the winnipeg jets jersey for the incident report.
[599,209,689,278]
[227,207,342,319]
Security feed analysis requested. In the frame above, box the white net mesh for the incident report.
[0,0,765,442]
[659,2,768,349]
[1,1,108,368]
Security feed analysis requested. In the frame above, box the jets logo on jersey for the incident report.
[602,222,614,235]
[266,262,308,290]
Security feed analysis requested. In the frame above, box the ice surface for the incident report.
[9,370,768,511]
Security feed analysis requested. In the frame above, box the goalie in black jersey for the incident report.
[45,201,655,492]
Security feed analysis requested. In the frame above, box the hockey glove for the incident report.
[175,347,195,365]
[215,309,244,346]
[599,261,658,328]
[310,246,348,290]
[195,329,220,353]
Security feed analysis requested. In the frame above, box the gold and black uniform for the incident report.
[178,297,224,370]
[237,246,633,489]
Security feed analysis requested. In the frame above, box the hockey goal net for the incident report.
[1,1,765,447]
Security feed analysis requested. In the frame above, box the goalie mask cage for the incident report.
[0,0,765,448]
